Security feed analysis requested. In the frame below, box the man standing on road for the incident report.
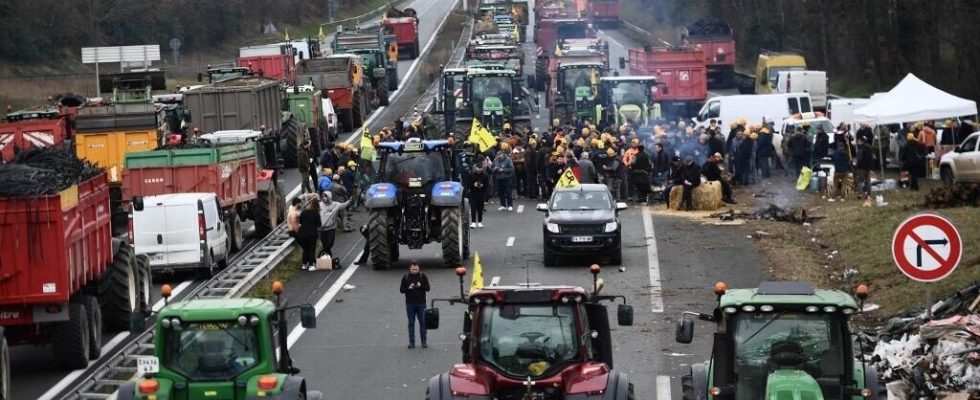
[400,261,430,348]
[298,140,313,193]
[318,191,350,264]
[492,145,515,211]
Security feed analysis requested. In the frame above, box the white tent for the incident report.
[854,73,977,124]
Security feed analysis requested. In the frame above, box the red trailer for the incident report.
[627,47,706,117]
[587,0,620,26]
[382,16,421,59]
[237,53,296,86]
[0,171,148,375]
[535,18,594,56]
[683,18,736,88]
[0,106,73,162]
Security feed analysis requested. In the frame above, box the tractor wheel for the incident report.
[390,240,400,263]
[368,209,391,269]
[99,243,137,332]
[412,38,421,59]
[52,302,90,370]
[461,203,470,260]
[134,255,152,316]
[353,93,365,128]
[228,214,244,252]
[253,187,278,238]
[281,118,302,168]
[379,83,390,107]
[681,374,695,400]
[441,207,464,267]
[388,70,399,92]
[0,336,9,400]
[79,295,103,360]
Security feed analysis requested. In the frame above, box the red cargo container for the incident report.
[628,47,706,116]
[0,107,72,162]
[326,87,355,109]
[237,54,296,86]
[121,150,258,208]
[587,0,620,25]
[382,17,420,59]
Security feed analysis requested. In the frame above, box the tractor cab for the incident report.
[375,138,452,195]
[457,68,533,134]
[99,71,167,105]
[553,62,603,122]
[598,76,657,127]
[675,281,880,400]
[425,265,636,400]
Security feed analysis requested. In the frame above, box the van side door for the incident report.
[204,196,228,260]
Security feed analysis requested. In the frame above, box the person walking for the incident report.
[296,197,321,270]
[400,261,430,348]
[468,162,490,228]
[854,137,874,197]
[318,191,351,264]
[577,151,599,184]
[492,147,515,211]
[298,140,313,193]
[901,132,926,191]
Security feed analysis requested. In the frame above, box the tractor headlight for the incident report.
[741,305,756,313]
[603,221,618,233]
[546,223,560,233]
[237,315,248,326]
[805,306,820,313]
[723,307,737,314]
[823,306,838,313]
[759,305,774,312]
[841,307,855,315]
[161,318,171,328]
[171,318,182,330]
[250,316,261,326]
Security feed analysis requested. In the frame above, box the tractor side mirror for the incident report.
[615,202,627,211]
[618,57,626,70]
[536,203,548,212]
[617,304,633,326]
[132,196,144,212]
[676,314,694,344]
[424,308,440,330]
[130,313,146,333]
[300,304,317,328]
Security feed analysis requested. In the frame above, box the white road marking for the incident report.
[38,332,136,400]
[657,375,672,400]
[152,279,193,312]
[506,237,515,247]
[642,207,664,313]
[516,205,524,213]
[489,276,501,286]
[286,251,362,349]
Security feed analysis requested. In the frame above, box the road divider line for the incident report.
[506,237,515,246]
[516,205,524,213]
[657,375,672,400]
[490,276,501,286]
[642,207,665,313]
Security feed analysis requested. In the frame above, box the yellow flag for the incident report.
[318,26,326,43]
[554,46,563,57]
[468,119,495,152]
[470,252,485,294]
[359,126,375,161]
[556,168,580,189]
[512,25,520,42]
[284,29,290,41]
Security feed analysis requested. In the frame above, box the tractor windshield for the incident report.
[471,75,512,116]
[479,304,580,378]
[611,81,650,106]
[562,67,599,100]
[383,151,447,189]
[163,320,261,381]
[731,312,847,400]
[557,22,589,41]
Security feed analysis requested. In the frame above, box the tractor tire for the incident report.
[390,240,400,263]
[353,93,365,128]
[253,187,278,238]
[379,83,390,107]
[135,255,152,316]
[368,209,391,269]
[388,70,399,92]
[462,202,470,260]
[281,118,302,168]
[412,38,421,59]
[0,335,9,400]
[52,302,90,370]
[441,207,464,267]
[681,374,696,400]
[100,243,137,332]
[79,295,103,360]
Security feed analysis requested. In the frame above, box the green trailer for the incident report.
[333,25,400,107]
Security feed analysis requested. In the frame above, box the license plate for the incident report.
[571,236,593,243]
[150,254,164,262]
[136,356,160,374]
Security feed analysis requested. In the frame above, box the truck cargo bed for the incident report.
[122,143,258,208]
[182,78,282,135]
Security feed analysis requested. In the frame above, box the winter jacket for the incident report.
[577,159,599,184]
[855,143,874,171]
[632,151,653,173]
[755,132,773,157]
[318,199,351,231]
[400,272,431,305]
[297,208,321,240]
[492,154,515,180]
[702,160,724,182]
[832,150,851,173]
[652,150,670,175]
[814,131,830,160]
[682,163,702,187]
[789,132,811,159]
[468,168,490,200]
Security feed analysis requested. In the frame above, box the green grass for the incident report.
[245,247,303,299]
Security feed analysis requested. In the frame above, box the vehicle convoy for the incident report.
[298,55,371,133]
[0,154,150,396]
[332,24,400,103]
[940,131,980,184]
[382,6,421,59]
[365,138,470,269]
[0,104,73,162]
[674,281,883,400]
[682,17,736,89]
[424,265,636,400]
[597,76,657,128]
[118,283,323,400]
[693,93,814,133]
[538,184,627,266]
[751,50,807,95]
[625,46,707,118]
[775,70,829,110]
[454,68,535,134]
[477,1,529,43]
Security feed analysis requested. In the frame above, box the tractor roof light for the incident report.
[823,306,838,313]
[238,315,248,326]
[759,305,774,312]
[741,305,756,313]
[841,307,855,315]
[561,296,570,304]
[171,318,181,330]
[805,306,820,313]
[708,387,722,396]
[860,388,872,398]
[161,318,172,328]
[856,284,870,300]
[249,316,261,326]
[713,281,727,296]
[723,307,737,314]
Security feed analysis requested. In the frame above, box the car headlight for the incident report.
[604,221,618,233]
[546,223,560,233]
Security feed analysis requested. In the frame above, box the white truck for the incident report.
[693,93,813,136]
[774,70,828,110]
[826,98,871,132]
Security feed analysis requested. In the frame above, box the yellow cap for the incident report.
[347,160,356,167]
[503,122,511,130]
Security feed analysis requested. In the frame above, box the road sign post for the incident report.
[891,212,963,320]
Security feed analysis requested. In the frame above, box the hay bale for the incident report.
[668,180,723,211]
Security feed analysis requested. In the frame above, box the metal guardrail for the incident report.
[56,226,295,400]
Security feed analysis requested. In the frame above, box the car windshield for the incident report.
[383,151,447,189]
[550,190,612,210]
[163,320,260,381]
[611,81,650,106]
[479,304,579,377]
[732,312,846,400]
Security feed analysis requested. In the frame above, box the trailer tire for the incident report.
[368,209,390,269]
[440,207,464,267]
[254,188,277,238]
[53,302,90,370]
[379,83,390,107]
[340,108,355,134]
[281,118,302,168]
[135,255,152,315]
[1,335,10,400]
[100,243,137,332]
[228,214,244,252]
[412,37,421,59]
[79,295,103,360]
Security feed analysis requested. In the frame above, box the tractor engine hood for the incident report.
[765,369,824,400]
[448,361,612,398]
[482,96,504,113]
[617,104,642,121]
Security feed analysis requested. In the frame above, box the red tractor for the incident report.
[425,265,635,400]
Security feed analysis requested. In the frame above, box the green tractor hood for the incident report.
[766,369,824,400]
[482,96,504,114]
[574,85,592,100]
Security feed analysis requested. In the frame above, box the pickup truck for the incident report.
[939,131,980,184]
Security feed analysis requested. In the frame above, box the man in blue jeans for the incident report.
[399,261,430,348]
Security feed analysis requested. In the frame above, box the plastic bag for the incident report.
[796,166,813,191]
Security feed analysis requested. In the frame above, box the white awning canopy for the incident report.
[854,73,977,125]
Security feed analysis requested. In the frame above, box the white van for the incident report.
[774,70,828,109]
[826,98,871,132]
[131,193,230,275]
[694,93,814,136]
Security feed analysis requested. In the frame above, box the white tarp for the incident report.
[854,73,977,124]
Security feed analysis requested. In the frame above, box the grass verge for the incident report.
[246,246,303,299]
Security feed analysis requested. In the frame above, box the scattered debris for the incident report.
[708,204,823,224]
[923,184,980,209]
[343,284,356,291]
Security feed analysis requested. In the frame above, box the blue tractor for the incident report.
[364,138,471,269]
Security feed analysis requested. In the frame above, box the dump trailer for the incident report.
[237,43,297,86]
[382,6,420,59]
[0,169,150,394]
[587,0,621,26]
[0,105,73,162]
[683,17,736,89]
[333,25,399,104]
[626,47,706,118]
[297,55,369,133]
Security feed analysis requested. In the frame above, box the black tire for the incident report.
[100,243,136,332]
[228,214,244,252]
[441,207,463,267]
[543,247,557,266]
[941,165,953,184]
[52,302,90,370]
[135,255,152,316]
[387,70,398,92]
[253,189,276,238]
[79,296,103,360]
[281,118,302,168]
[413,38,421,59]
[681,374,695,400]
[353,94,364,128]
[0,336,9,400]
[379,83,390,107]
[609,246,622,266]
[627,382,635,400]
[368,209,390,269]
[340,108,355,133]
[461,203,470,260]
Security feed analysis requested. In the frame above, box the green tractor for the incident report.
[333,25,400,107]
[549,62,604,125]
[597,76,657,128]
[454,68,535,134]
[118,282,321,400]
[674,281,883,400]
